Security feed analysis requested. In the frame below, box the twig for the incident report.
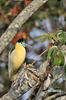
[32,49,48,65]
[50,73,63,85]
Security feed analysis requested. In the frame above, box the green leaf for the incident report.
[48,46,58,61]
[54,50,64,66]
[49,37,53,43]
[50,33,58,41]
[41,37,48,43]
[36,35,44,40]
[36,33,49,40]
[42,33,49,38]
[60,31,66,44]
[55,30,63,35]
[56,30,66,44]
[48,46,64,66]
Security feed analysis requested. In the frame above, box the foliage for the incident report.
[56,30,66,45]
[36,30,66,45]
[36,30,66,67]
[36,32,58,43]
[48,46,64,66]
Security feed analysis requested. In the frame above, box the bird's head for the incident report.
[17,38,32,48]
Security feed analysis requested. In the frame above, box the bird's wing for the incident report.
[8,51,14,78]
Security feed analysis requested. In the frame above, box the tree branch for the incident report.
[0,61,49,100]
[44,93,66,100]
[32,73,63,100]
[0,0,48,54]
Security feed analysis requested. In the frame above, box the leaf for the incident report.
[50,33,58,41]
[48,46,64,66]
[36,35,44,40]
[36,33,49,40]
[59,31,66,44]
[56,30,63,34]
[41,37,48,43]
[54,50,64,66]
[56,30,66,44]
[48,46,58,61]
[49,37,53,43]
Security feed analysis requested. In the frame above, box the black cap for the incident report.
[17,38,24,42]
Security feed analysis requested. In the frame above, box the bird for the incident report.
[8,39,28,80]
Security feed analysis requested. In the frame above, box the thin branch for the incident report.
[50,73,63,85]
[32,49,48,65]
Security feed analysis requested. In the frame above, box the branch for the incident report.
[50,73,63,85]
[44,93,66,100]
[0,0,48,54]
[55,96,66,100]
[0,61,49,100]
[32,73,63,100]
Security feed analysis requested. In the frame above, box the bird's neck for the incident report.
[15,43,24,50]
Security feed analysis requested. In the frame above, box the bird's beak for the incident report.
[25,43,32,48]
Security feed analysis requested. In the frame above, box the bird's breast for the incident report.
[12,47,26,71]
